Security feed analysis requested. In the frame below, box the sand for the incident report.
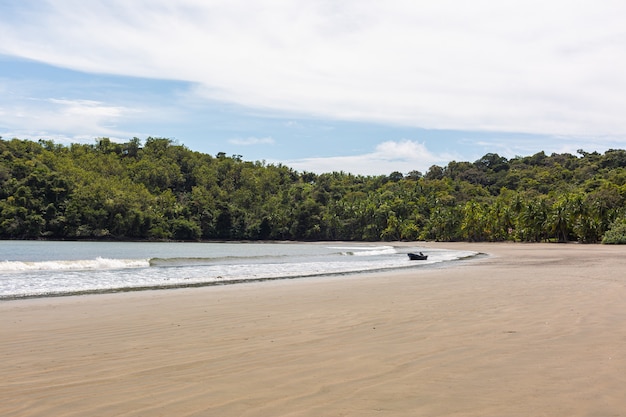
[2,242,626,416]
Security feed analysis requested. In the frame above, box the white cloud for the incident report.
[0,96,138,142]
[286,140,456,175]
[228,136,275,146]
[1,0,626,141]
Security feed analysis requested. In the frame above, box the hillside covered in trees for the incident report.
[2,137,626,243]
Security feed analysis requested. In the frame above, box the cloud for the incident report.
[228,136,275,146]
[1,1,626,141]
[0,96,137,142]
[286,140,455,176]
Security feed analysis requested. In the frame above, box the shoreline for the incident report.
[0,241,480,301]
[2,242,626,416]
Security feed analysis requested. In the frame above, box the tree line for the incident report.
[2,136,626,243]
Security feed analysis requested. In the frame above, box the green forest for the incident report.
[2,136,626,243]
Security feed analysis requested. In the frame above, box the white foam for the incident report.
[329,245,397,256]
[352,247,397,256]
[0,257,150,272]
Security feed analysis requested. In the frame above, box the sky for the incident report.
[1,1,626,176]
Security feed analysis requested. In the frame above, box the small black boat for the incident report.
[407,252,428,261]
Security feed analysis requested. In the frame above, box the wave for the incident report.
[0,254,293,273]
[148,254,289,267]
[329,245,398,257]
[0,248,483,300]
[0,257,150,272]
[0,246,470,274]
[0,245,401,274]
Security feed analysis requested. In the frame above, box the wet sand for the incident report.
[2,242,626,416]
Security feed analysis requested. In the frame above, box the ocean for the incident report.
[0,241,478,300]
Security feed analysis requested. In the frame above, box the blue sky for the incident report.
[2,1,626,175]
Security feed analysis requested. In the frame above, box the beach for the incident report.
[1,242,625,416]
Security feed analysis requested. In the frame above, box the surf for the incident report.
[0,241,480,300]
[0,257,150,273]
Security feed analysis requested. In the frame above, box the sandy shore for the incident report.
[2,242,626,416]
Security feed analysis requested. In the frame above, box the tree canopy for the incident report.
[2,137,626,243]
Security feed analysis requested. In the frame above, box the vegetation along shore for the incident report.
[2,136,626,243]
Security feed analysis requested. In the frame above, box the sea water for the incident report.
[0,241,477,299]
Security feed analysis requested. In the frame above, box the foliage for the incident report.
[2,137,626,242]
[602,218,626,244]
